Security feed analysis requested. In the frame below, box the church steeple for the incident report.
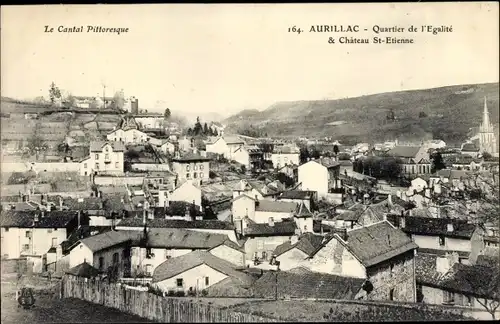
[480,96,493,133]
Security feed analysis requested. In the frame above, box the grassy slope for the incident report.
[224,83,499,145]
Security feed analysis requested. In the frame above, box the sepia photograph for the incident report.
[0,3,499,323]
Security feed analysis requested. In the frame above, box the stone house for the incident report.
[304,221,419,302]
[171,152,210,185]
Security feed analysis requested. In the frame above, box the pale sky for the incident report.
[1,3,498,116]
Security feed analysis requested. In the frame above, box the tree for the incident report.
[276,172,295,188]
[48,82,62,104]
[482,152,493,160]
[333,144,339,156]
[419,111,428,118]
[193,117,203,136]
[431,152,446,173]
[186,128,193,136]
[164,108,171,120]
[213,129,218,137]
[300,147,310,164]
[386,108,395,121]
[25,134,48,159]
[111,90,125,110]
[337,152,351,160]
[240,165,247,174]
[203,123,209,135]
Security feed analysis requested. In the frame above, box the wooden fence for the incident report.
[61,276,278,323]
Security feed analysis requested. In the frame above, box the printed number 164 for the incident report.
[288,26,302,34]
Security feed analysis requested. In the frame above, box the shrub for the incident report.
[201,289,208,297]
[175,290,185,297]
[166,290,176,296]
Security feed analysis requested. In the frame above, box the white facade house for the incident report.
[205,136,245,160]
[271,146,300,169]
[161,141,176,155]
[80,141,125,176]
[106,128,149,144]
[169,180,202,208]
[298,160,329,196]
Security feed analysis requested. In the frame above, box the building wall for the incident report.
[366,251,416,303]
[154,263,228,293]
[169,182,202,207]
[80,144,124,176]
[131,247,193,277]
[69,243,94,268]
[7,227,68,258]
[28,162,80,173]
[161,143,176,155]
[93,175,145,186]
[209,245,245,267]
[271,153,300,169]
[244,236,290,262]
[172,161,210,184]
[107,129,148,144]
[412,235,472,253]
[187,228,238,243]
[227,144,244,160]
[295,217,314,234]
[205,139,229,157]
[253,211,292,224]
[131,164,171,172]
[276,248,309,271]
[232,196,256,221]
[298,161,328,196]
[233,149,250,168]
[232,188,263,201]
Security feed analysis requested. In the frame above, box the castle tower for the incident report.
[478,97,497,155]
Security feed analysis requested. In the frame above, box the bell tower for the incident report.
[478,97,497,155]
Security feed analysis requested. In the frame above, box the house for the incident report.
[298,158,341,197]
[387,146,431,175]
[151,251,254,294]
[231,195,297,229]
[66,230,138,277]
[106,128,149,144]
[276,164,299,181]
[168,180,202,209]
[386,215,484,259]
[0,210,87,260]
[250,269,366,300]
[306,221,419,302]
[160,141,176,155]
[277,190,317,211]
[177,137,192,151]
[334,204,385,230]
[271,146,300,169]
[80,141,125,176]
[232,179,265,200]
[415,251,500,320]
[444,155,482,171]
[171,151,210,185]
[460,143,480,158]
[130,228,245,277]
[232,145,263,171]
[205,136,246,160]
[273,233,324,271]
[243,219,298,264]
[133,114,165,129]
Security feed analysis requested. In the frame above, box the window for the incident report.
[205,276,209,286]
[25,231,31,238]
[112,252,119,264]
[54,228,57,231]
[145,264,153,276]
[186,173,190,179]
[262,251,268,260]
[98,257,104,270]
[176,278,183,288]
[200,172,204,178]
[105,154,110,160]
[23,244,30,251]
[389,288,395,301]
[105,146,109,153]
[165,249,172,259]
[439,235,446,246]
[95,154,99,160]
[95,163,100,170]
[115,162,119,168]
[200,164,204,170]
[193,164,198,171]
[444,291,455,304]
[193,172,198,179]
[5,227,9,232]
[304,225,308,232]
[83,163,87,169]
[186,165,190,172]
[51,238,57,247]
[48,229,53,233]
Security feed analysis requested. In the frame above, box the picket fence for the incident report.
[61,276,278,323]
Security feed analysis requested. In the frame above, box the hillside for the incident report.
[224,83,499,145]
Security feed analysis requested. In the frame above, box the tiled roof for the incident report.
[476,255,500,268]
[434,169,472,180]
[273,233,324,257]
[139,228,230,249]
[152,251,253,285]
[317,157,340,169]
[116,218,235,230]
[171,152,210,162]
[439,263,500,299]
[385,215,477,239]
[295,202,313,218]
[255,200,297,213]
[415,252,442,286]
[244,220,297,237]
[61,225,112,254]
[336,204,385,222]
[417,248,469,258]
[0,210,79,228]
[65,262,102,278]
[312,220,336,234]
[78,230,138,252]
[90,141,125,152]
[279,190,315,200]
[341,221,418,267]
[388,146,421,158]
[223,136,245,145]
[250,270,364,300]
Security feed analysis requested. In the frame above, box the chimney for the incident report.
[200,150,207,157]
[77,210,81,228]
[340,228,348,242]
[268,217,275,227]
[399,213,406,229]
[41,210,45,218]
[185,205,190,218]
[47,204,52,212]
[59,197,63,210]
[447,223,454,232]
[320,225,324,235]
[34,212,40,226]
[290,235,299,245]
[388,194,393,206]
